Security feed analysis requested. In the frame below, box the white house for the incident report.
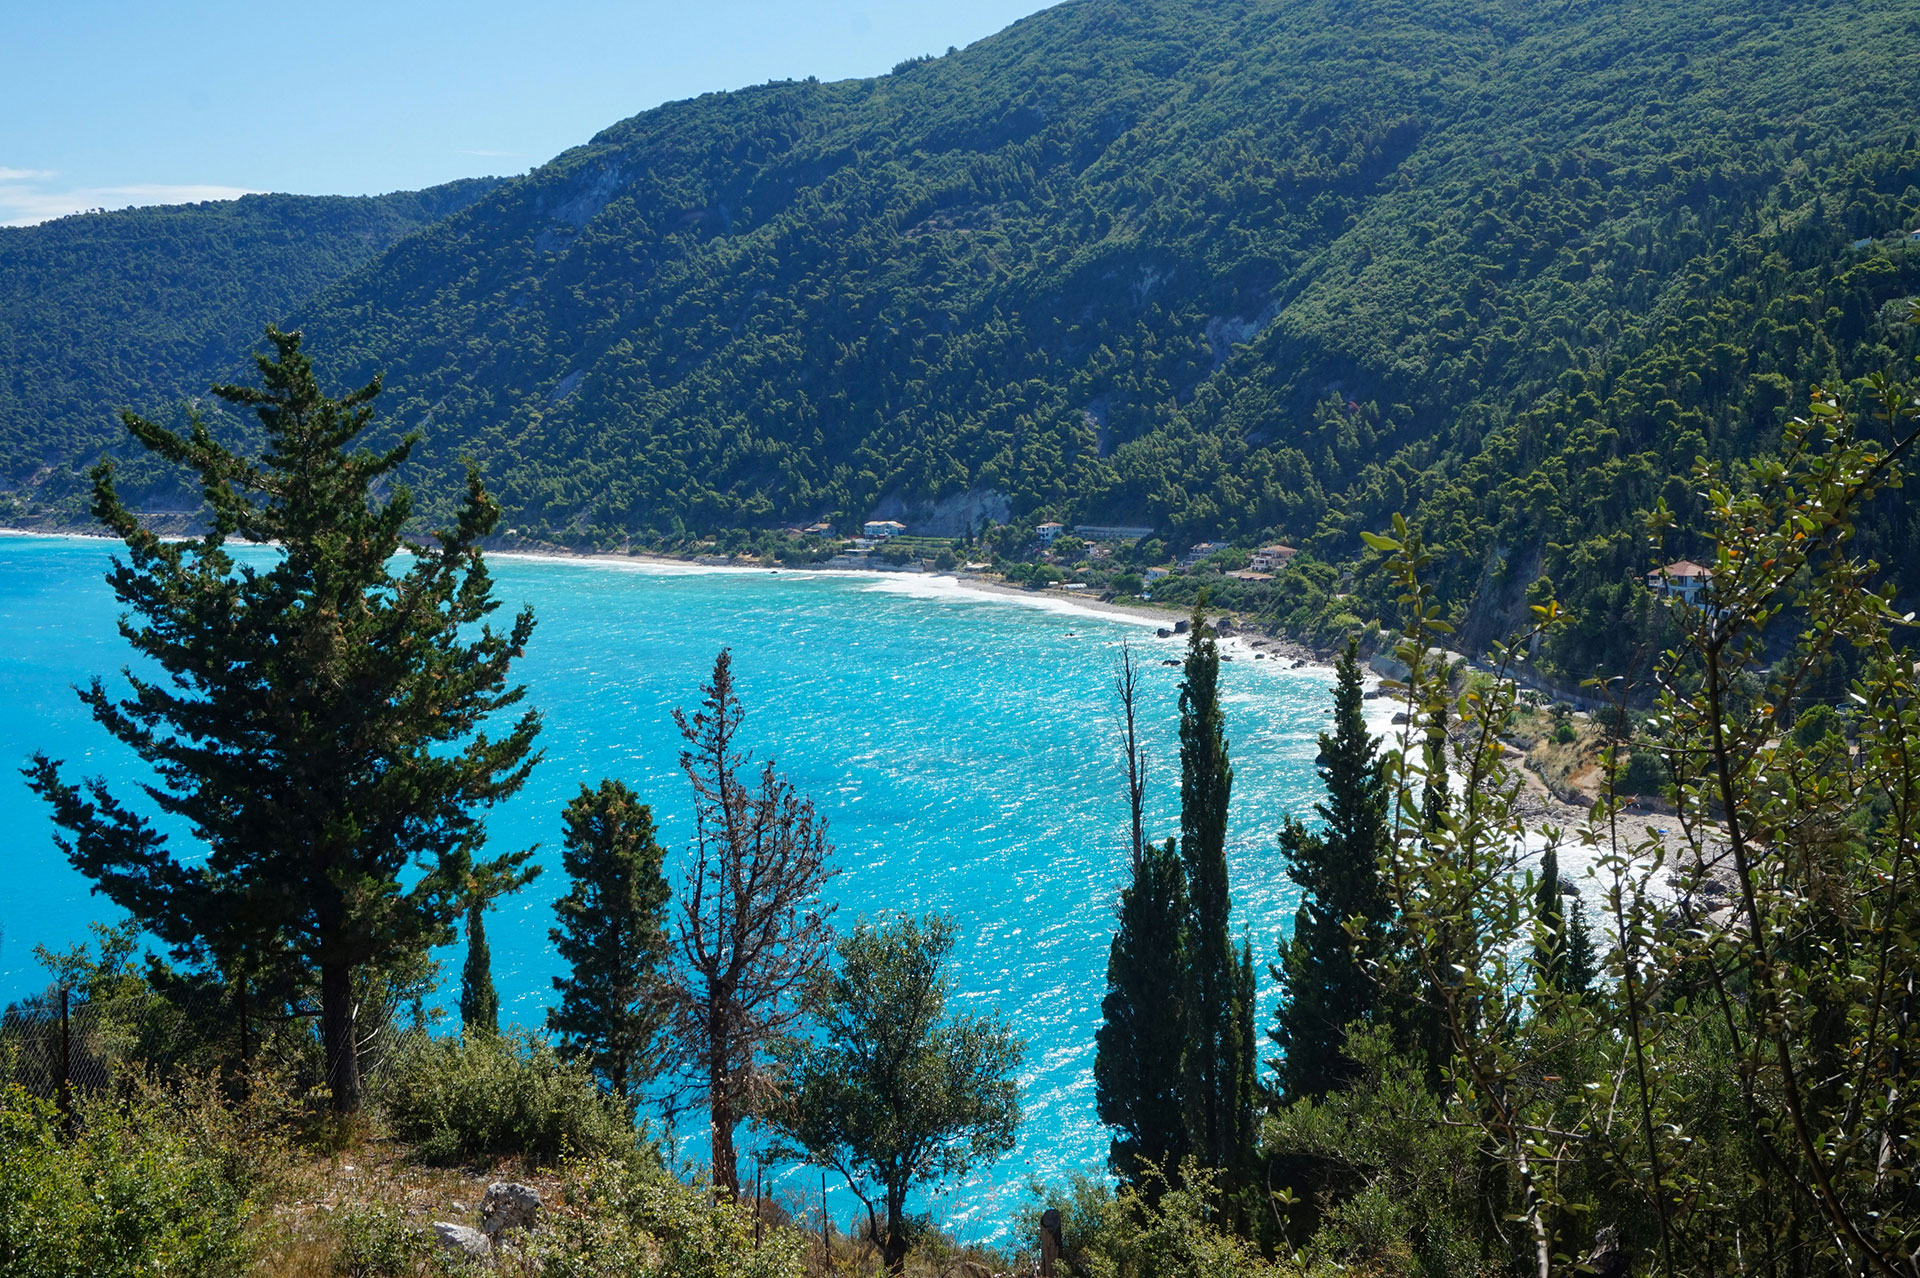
[1036,521,1065,545]
[863,520,907,540]
[1250,543,1297,572]
[1648,560,1713,603]
[1179,541,1230,568]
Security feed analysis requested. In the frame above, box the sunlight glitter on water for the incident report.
[0,538,1340,1240]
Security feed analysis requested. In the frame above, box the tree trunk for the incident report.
[883,1187,909,1275]
[234,967,252,1097]
[321,961,361,1113]
[710,1009,738,1196]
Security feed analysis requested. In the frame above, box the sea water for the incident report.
[0,533,1344,1239]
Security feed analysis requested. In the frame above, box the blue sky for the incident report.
[0,0,1063,226]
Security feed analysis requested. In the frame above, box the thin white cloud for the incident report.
[0,182,262,227]
[0,167,57,182]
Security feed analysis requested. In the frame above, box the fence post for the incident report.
[56,985,73,1137]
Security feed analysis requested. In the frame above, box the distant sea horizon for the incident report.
[0,531,1354,1239]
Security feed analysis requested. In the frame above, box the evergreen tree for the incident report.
[460,898,500,1036]
[1271,640,1391,1100]
[1562,898,1598,998]
[1176,607,1256,1179]
[1095,836,1191,1185]
[25,328,541,1113]
[548,779,673,1109]
[1532,845,1568,999]
[1530,848,1599,1000]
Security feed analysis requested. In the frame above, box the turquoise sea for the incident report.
[0,533,1341,1237]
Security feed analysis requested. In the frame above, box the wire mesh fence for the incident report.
[2,976,442,1117]
[0,980,244,1106]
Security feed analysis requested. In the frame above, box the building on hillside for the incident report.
[1227,569,1274,582]
[1250,543,1297,572]
[1146,566,1171,582]
[803,522,835,536]
[1648,560,1713,603]
[1179,541,1230,568]
[863,520,907,540]
[1036,521,1065,545]
[1075,524,1156,542]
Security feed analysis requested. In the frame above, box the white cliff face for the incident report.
[864,486,1012,537]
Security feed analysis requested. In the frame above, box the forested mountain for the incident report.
[7,0,1920,668]
[0,179,499,508]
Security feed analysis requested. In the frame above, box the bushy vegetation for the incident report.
[378,1030,635,1166]
[530,1156,806,1278]
[0,1078,281,1278]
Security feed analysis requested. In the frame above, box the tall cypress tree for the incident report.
[1176,607,1255,1178]
[1533,847,1598,1000]
[1272,640,1391,1101]
[1532,845,1567,999]
[1095,836,1191,1184]
[26,328,541,1113]
[549,779,673,1108]
[460,898,501,1035]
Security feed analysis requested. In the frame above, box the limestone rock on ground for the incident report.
[481,1181,544,1237]
[432,1221,492,1260]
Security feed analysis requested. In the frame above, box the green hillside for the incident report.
[0,178,500,507]
[8,0,1920,671]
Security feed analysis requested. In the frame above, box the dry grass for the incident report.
[243,1132,1022,1278]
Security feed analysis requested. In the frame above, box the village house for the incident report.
[1648,559,1713,603]
[1036,521,1065,545]
[862,519,907,540]
[1250,543,1297,572]
[1179,541,1230,568]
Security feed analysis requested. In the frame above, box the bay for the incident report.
[0,533,1341,1238]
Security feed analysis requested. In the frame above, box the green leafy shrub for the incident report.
[379,1030,632,1165]
[330,1204,452,1277]
[0,1081,265,1278]
[1048,1160,1287,1278]
[1619,746,1669,796]
[531,1155,806,1278]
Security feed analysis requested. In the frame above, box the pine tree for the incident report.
[548,779,673,1108]
[1176,607,1256,1179]
[460,898,501,1036]
[1272,640,1391,1100]
[1095,836,1191,1184]
[25,328,541,1113]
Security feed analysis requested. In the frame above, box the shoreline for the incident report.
[4,525,1332,667]
[479,546,1332,664]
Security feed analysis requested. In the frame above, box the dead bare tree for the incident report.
[669,648,837,1198]
[1116,640,1149,868]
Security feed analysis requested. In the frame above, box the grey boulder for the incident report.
[481,1181,544,1237]
[432,1221,492,1261]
